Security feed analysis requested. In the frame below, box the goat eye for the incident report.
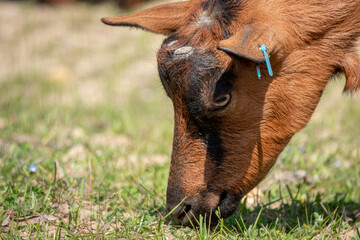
[212,94,231,109]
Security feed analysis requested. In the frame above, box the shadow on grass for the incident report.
[225,192,360,235]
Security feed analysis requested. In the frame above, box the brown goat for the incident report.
[102,0,360,226]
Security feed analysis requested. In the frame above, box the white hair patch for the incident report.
[174,46,194,58]
[196,11,213,26]
[168,40,178,47]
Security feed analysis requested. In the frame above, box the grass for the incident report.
[0,1,359,239]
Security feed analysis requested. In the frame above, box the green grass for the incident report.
[0,2,359,239]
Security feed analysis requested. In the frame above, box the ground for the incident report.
[0,1,359,239]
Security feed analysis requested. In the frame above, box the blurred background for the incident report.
[0,0,180,188]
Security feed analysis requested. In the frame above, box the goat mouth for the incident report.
[214,191,243,220]
[179,192,243,226]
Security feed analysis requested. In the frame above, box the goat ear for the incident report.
[101,1,190,35]
[218,25,274,63]
[342,52,360,93]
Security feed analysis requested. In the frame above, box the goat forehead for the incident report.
[158,28,233,96]
[158,44,220,88]
[157,43,224,111]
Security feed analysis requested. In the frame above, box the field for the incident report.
[0,1,359,239]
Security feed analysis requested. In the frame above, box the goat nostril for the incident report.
[177,204,192,220]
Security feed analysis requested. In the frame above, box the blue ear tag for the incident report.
[257,44,273,79]
[256,64,261,79]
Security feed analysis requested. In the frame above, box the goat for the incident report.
[102,0,360,226]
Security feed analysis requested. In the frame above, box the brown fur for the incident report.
[102,0,360,225]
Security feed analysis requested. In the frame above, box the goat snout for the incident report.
[166,190,243,226]
[166,194,217,226]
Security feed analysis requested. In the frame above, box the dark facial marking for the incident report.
[158,43,228,165]
[158,20,236,165]
[200,126,224,165]
[186,51,220,117]
[182,51,229,165]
